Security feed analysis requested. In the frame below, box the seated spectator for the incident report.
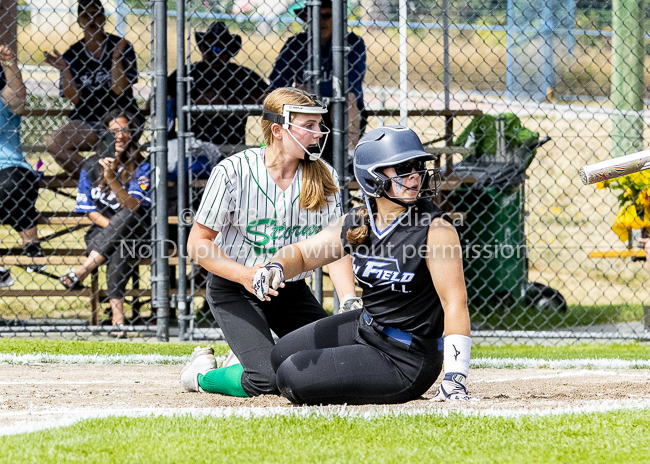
[165,21,268,146]
[59,109,150,338]
[0,44,45,288]
[44,0,139,176]
[269,0,366,166]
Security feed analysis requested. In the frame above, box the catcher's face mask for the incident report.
[263,102,330,162]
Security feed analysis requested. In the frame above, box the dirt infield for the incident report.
[2,364,650,428]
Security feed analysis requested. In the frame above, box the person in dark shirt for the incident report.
[60,109,150,338]
[269,0,367,165]
[166,22,268,146]
[251,126,472,405]
[44,0,139,175]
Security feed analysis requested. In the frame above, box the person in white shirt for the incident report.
[181,87,359,397]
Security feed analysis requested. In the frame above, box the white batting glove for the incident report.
[339,293,363,313]
[431,372,470,401]
[253,262,284,301]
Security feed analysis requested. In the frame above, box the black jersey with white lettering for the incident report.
[341,200,452,338]
[62,34,139,124]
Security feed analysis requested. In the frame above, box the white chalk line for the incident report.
[2,354,650,370]
[0,353,192,365]
[1,401,650,437]
[472,357,650,370]
[472,369,650,384]
[0,380,165,385]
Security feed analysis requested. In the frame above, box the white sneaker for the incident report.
[218,349,241,369]
[0,267,14,288]
[180,345,217,392]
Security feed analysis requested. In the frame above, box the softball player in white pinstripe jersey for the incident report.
[182,88,359,397]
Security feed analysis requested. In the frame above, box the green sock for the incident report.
[198,364,249,397]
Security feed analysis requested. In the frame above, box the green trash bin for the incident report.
[450,163,528,307]
[449,113,557,311]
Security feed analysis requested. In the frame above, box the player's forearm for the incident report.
[106,178,141,210]
[272,244,308,280]
[347,92,360,149]
[111,60,129,94]
[327,255,356,299]
[442,302,471,337]
[88,211,110,228]
[187,238,249,283]
[60,68,80,104]
[0,61,26,114]
[273,238,344,280]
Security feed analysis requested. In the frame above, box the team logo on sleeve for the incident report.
[138,176,150,191]
[352,255,414,293]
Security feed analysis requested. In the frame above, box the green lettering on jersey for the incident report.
[271,225,285,240]
[245,219,322,256]
[245,219,275,246]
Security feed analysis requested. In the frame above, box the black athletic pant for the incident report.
[85,208,148,300]
[271,310,444,405]
[0,166,38,232]
[206,273,328,397]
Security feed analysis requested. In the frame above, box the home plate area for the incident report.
[1,363,650,434]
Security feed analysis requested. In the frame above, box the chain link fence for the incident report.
[1,0,649,343]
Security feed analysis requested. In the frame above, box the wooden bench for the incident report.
[588,249,646,260]
[0,210,195,325]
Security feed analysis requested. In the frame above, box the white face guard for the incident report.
[263,103,330,162]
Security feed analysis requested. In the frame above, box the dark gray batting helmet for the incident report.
[353,125,440,205]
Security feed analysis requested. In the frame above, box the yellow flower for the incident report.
[612,222,629,242]
[596,182,606,190]
[615,205,638,227]
[639,189,650,207]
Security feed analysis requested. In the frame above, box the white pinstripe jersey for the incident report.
[195,147,343,281]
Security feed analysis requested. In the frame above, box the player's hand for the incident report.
[253,262,285,301]
[44,49,67,72]
[0,45,15,65]
[431,372,470,401]
[99,157,119,180]
[339,294,363,313]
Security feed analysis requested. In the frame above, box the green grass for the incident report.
[477,304,643,331]
[473,342,650,360]
[1,339,650,360]
[1,410,649,463]
[0,339,226,357]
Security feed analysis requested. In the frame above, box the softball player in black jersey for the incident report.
[181,88,359,398]
[252,125,472,405]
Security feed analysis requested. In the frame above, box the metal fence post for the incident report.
[306,0,324,304]
[153,0,170,342]
[176,0,190,342]
[309,0,322,96]
[331,0,347,313]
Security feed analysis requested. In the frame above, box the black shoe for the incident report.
[0,267,14,288]
[23,243,46,273]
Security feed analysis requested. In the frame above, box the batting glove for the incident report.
[253,262,284,301]
[339,294,363,313]
[431,372,470,401]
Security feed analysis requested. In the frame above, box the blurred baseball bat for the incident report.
[580,150,650,185]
